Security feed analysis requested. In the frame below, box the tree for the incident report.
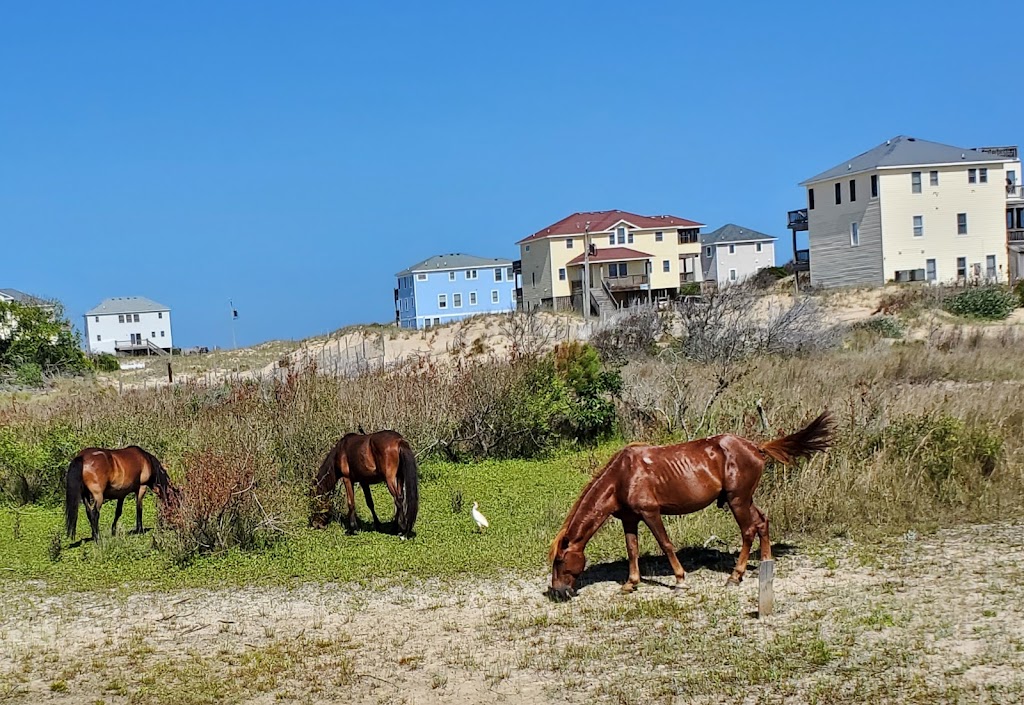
[0,299,88,379]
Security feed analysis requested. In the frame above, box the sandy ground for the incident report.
[1,523,1022,704]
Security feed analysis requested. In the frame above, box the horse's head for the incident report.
[547,532,585,602]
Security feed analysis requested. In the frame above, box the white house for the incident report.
[796,135,1019,287]
[700,224,777,285]
[84,296,173,355]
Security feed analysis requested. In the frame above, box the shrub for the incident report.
[589,308,664,363]
[944,287,1016,320]
[14,362,44,387]
[1014,279,1024,308]
[748,266,788,290]
[852,315,905,339]
[93,353,121,373]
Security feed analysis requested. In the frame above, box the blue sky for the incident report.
[3,1,1022,347]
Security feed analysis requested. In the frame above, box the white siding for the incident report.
[84,311,173,354]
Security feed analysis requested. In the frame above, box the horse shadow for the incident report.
[68,527,153,548]
[576,542,799,591]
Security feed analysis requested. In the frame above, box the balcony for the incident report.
[1008,184,1024,202]
[605,274,649,291]
[679,272,698,284]
[787,208,809,231]
[1009,229,1024,243]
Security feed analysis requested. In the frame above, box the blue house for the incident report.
[395,253,516,329]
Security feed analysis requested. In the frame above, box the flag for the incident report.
[232,309,238,320]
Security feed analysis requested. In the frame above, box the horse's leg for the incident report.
[639,511,686,587]
[111,497,125,535]
[342,477,358,534]
[383,474,404,531]
[726,498,758,586]
[360,483,382,530]
[86,496,102,542]
[753,504,772,561]
[134,486,147,534]
[620,513,641,593]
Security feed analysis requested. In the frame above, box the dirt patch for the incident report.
[1,524,1022,704]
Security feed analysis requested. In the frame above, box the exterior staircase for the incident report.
[588,285,616,318]
[145,340,169,356]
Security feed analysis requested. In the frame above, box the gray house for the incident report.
[700,224,777,285]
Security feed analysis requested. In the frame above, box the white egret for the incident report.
[471,502,489,532]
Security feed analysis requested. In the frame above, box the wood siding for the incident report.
[808,174,884,287]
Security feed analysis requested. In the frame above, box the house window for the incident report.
[494,268,503,282]
[134,314,140,322]
[912,171,922,193]
[96,334,101,341]
[617,227,625,244]
[453,293,462,308]
[986,255,997,280]
[525,245,530,252]
[705,246,713,258]
[417,273,427,281]
[608,263,628,278]
[160,331,165,338]
[913,215,923,237]
[609,234,615,245]
[850,222,860,246]
[956,257,967,279]
[809,188,815,210]
[926,259,936,282]
[980,168,988,183]
[662,259,670,272]
[558,268,566,281]
[729,269,737,281]
[118,314,125,323]
[434,317,440,325]
[756,242,763,253]
[95,316,99,322]
[469,292,478,305]
[466,270,478,280]
[151,331,156,338]
[449,271,456,281]
[491,290,499,304]
[969,168,977,184]
[438,294,447,309]
[957,213,968,235]
[930,170,939,186]
[870,175,878,198]
[506,267,513,279]
[835,183,842,204]
[728,244,735,254]
[566,238,573,249]
[655,231,663,242]
[850,179,857,202]
[627,233,634,244]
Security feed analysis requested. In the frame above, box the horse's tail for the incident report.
[398,440,419,535]
[64,455,84,540]
[759,410,834,465]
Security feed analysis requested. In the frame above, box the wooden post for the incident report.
[758,559,775,617]
[167,362,173,384]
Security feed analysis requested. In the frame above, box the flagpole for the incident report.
[229,299,237,350]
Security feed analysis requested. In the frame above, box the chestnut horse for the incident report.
[548,411,833,600]
[65,446,178,542]
[311,430,419,538]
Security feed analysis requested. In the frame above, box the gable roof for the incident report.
[518,210,704,244]
[396,253,512,277]
[0,288,50,306]
[701,224,776,245]
[800,135,1012,186]
[85,296,170,316]
[566,247,653,265]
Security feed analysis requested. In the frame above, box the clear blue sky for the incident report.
[3,2,1022,348]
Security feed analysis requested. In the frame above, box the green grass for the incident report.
[0,449,745,593]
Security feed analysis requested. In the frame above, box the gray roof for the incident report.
[800,135,1012,186]
[85,296,170,316]
[396,253,513,277]
[0,288,50,306]
[701,224,776,245]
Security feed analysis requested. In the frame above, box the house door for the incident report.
[925,259,936,282]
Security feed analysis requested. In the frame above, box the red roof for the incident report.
[566,247,653,265]
[518,210,704,245]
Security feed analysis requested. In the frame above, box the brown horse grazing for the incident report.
[548,411,833,600]
[311,430,420,538]
[65,446,178,542]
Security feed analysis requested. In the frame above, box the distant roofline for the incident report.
[799,157,1014,186]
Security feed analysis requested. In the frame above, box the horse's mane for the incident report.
[314,441,342,493]
[547,449,626,564]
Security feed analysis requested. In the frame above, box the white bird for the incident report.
[471,502,489,532]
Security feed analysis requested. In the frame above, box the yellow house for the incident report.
[797,136,1022,287]
[516,210,704,313]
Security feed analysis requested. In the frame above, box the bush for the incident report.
[1014,279,1024,308]
[678,282,701,297]
[14,362,44,387]
[748,266,788,290]
[852,315,905,339]
[944,287,1016,320]
[0,299,88,376]
[589,308,664,363]
[93,353,121,373]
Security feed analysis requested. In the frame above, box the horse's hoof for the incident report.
[672,579,686,590]
[620,582,637,594]
[726,576,742,587]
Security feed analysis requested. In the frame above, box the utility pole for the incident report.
[582,222,591,321]
[229,299,238,350]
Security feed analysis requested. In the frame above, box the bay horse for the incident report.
[311,430,420,538]
[65,446,178,542]
[548,410,833,600]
